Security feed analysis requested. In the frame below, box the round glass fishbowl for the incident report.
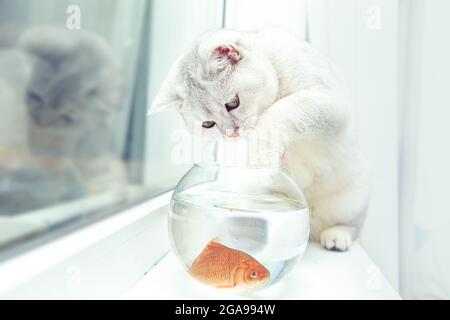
[168,164,310,292]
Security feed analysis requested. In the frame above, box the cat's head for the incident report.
[149,30,278,139]
[18,27,125,129]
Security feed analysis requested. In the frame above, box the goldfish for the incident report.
[189,238,270,289]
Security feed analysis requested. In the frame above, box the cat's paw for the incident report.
[255,138,282,167]
[243,128,288,167]
[320,226,353,252]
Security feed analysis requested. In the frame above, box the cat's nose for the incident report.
[226,128,240,138]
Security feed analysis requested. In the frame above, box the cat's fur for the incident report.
[150,28,369,251]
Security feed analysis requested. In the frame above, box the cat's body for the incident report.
[151,28,369,251]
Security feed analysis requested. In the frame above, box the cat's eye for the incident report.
[225,95,240,112]
[202,121,216,129]
[27,91,43,103]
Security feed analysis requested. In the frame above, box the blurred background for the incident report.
[0,0,448,299]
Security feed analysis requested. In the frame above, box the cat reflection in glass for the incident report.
[0,27,126,214]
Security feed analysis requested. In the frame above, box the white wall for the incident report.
[399,0,450,299]
[307,0,400,289]
[225,0,306,35]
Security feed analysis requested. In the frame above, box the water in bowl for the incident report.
[169,190,309,290]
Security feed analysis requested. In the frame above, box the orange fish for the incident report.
[189,239,270,289]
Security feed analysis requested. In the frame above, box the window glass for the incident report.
[0,0,224,256]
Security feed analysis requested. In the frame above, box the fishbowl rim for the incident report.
[192,162,289,170]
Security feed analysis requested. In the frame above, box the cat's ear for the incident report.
[148,91,182,115]
[148,59,183,115]
[18,27,75,62]
[210,44,241,73]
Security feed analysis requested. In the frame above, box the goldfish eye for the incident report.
[250,271,258,279]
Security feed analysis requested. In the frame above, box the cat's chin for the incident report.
[31,118,53,128]
[234,127,253,138]
[32,117,77,129]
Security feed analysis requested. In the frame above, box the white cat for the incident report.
[150,28,369,251]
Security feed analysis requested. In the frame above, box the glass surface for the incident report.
[0,0,223,257]
[169,165,310,292]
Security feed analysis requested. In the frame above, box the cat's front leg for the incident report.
[309,178,369,251]
[243,127,290,167]
[319,225,356,252]
[255,88,368,252]
[246,88,349,166]
[257,88,350,142]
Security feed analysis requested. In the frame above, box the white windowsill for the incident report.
[0,191,173,299]
[123,242,401,300]
[0,189,401,300]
